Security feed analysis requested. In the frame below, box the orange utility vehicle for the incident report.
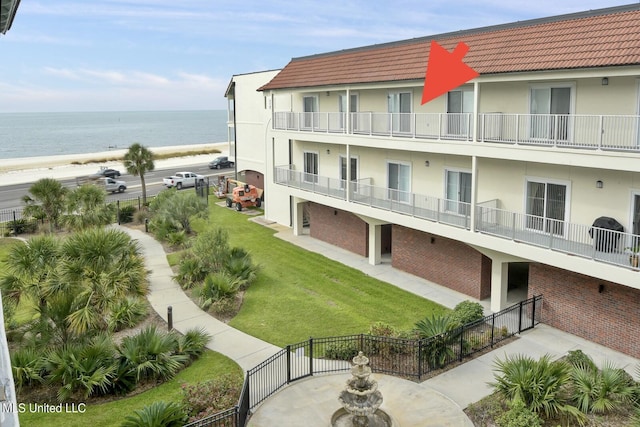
[225,183,262,211]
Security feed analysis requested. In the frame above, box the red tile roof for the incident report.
[260,5,640,91]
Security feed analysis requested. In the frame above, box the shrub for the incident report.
[7,218,37,235]
[133,209,150,225]
[118,326,190,382]
[565,349,597,371]
[166,230,188,248]
[174,255,207,289]
[121,401,187,427]
[182,373,242,422]
[570,360,636,414]
[11,347,44,391]
[414,314,460,369]
[108,297,148,332]
[451,300,484,326]
[175,328,211,359]
[196,272,242,310]
[325,341,359,361]
[496,398,543,427]
[490,354,585,423]
[118,205,136,223]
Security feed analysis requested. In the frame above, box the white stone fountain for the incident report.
[331,352,396,427]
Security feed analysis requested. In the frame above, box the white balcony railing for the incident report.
[273,112,473,140]
[479,113,640,151]
[476,206,639,270]
[273,111,640,152]
[274,166,640,272]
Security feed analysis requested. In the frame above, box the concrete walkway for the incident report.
[119,227,281,372]
[120,222,640,425]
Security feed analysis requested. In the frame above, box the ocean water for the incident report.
[0,110,228,159]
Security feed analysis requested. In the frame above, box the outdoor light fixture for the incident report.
[326,149,330,155]
[599,284,605,293]
[596,180,604,189]
[601,77,609,85]
[424,160,430,167]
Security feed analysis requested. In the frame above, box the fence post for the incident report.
[517,300,524,333]
[12,211,16,235]
[418,339,424,380]
[531,295,537,329]
[459,327,464,361]
[491,313,495,348]
[286,345,291,384]
[309,337,314,377]
[117,200,121,225]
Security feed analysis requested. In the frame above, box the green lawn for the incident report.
[190,204,449,347]
[18,350,242,427]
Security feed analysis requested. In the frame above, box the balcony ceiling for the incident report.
[261,4,640,91]
[0,0,20,34]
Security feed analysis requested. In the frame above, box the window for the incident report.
[387,161,411,202]
[447,89,473,136]
[530,86,572,141]
[303,96,318,129]
[340,156,358,189]
[525,179,568,235]
[388,92,412,133]
[338,93,358,130]
[445,170,472,214]
[303,152,318,183]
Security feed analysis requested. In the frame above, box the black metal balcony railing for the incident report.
[273,112,640,152]
[275,166,640,272]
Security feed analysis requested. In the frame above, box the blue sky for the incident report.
[0,0,633,112]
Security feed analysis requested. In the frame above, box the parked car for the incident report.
[93,168,121,178]
[208,156,234,169]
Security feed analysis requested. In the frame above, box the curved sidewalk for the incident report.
[119,226,281,372]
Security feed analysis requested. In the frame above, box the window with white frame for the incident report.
[303,95,318,129]
[388,92,412,133]
[447,89,473,136]
[445,170,472,215]
[338,93,358,131]
[529,85,573,141]
[387,161,411,202]
[339,156,358,189]
[303,151,318,183]
[525,178,569,236]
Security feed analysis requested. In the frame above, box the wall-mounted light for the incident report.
[598,283,605,293]
[326,91,330,96]
[596,180,603,189]
[424,160,430,167]
[326,149,330,155]
[601,77,609,86]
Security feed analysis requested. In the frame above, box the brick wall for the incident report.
[391,225,491,300]
[529,263,640,359]
[309,203,368,257]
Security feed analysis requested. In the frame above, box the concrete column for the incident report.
[491,261,509,312]
[292,197,305,236]
[368,223,382,265]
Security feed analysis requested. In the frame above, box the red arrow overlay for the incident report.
[421,40,479,105]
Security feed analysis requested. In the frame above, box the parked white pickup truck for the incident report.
[163,171,205,189]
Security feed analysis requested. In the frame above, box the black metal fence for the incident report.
[184,295,543,427]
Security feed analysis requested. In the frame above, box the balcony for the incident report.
[275,165,640,272]
[273,111,640,152]
[273,112,473,140]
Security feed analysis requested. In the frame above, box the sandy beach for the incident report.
[0,142,229,187]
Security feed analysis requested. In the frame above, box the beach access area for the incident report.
[0,142,227,187]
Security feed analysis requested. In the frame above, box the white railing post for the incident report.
[511,212,517,240]
[598,115,604,149]
[515,115,519,144]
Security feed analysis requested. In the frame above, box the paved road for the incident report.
[0,163,233,211]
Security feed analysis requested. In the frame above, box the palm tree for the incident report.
[22,178,68,232]
[123,143,155,205]
[63,184,116,230]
